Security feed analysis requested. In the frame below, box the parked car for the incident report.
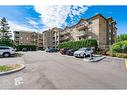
[74,48,93,58]
[60,48,70,55]
[0,46,15,57]
[45,48,58,52]
[22,48,27,52]
[66,49,77,56]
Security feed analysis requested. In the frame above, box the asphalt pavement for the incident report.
[0,51,127,89]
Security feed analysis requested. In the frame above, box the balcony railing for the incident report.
[60,36,70,41]
[60,31,70,36]
[75,31,87,37]
[76,24,88,31]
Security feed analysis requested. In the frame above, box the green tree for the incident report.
[111,41,127,53]
[0,17,16,47]
[117,34,127,42]
[0,17,12,39]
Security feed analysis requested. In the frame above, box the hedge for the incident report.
[16,45,37,51]
[111,53,127,58]
[58,39,98,50]
[111,41,127,53]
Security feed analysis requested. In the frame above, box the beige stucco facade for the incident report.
[42,27,63,49]
[60,14,117,49]
[42,14,117,49]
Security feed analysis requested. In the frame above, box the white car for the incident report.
[74,48,93,58]
[0,46,15,57]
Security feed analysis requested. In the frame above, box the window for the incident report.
[109,37,111,40]
[88,36,92,39]
[88,19,92,24]
[88,27,92,32]
[109,23,112,26]
[104,30,107,32]
[20,37,23,39]
[15,31,19,34]
[109,29,111,33]
[15,36,20,38]
[86,48,91,51]
[88,21,92,24]
[113,32,116,35]
[0,47,9,49]
[80,22,85,26]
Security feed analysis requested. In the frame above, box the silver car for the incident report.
[74,48,93,58]
[0,46,15,57]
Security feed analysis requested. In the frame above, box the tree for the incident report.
[0,17,16,47]
[117,34,127,42]
[0,17,12,39]
[111,41,127,53]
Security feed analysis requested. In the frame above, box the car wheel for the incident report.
[3,52,10,57]
[83,54,86,58]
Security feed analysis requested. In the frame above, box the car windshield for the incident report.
[50,48,55,50]
[78,48,86,51]
[0,46,10,49]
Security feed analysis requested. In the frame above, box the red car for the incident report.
[60,48,69,55]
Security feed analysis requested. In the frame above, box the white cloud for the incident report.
[27,19,38,26]
[8,21,37,31]
[26,18,39,29]
[34,5,88,30]
[27,19,40,29]
[8,21,39,39]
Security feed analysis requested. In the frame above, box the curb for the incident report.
[0,64,25,75]
[93,54,124,60]
[83,56,106,62]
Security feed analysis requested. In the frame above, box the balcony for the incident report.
[77,25,87,31]
[15,36,20,39]
[114,27,117,31]
[76,22,88,31]
[60,36,70,41]
[60,31,70,36]
[75,31,87,37]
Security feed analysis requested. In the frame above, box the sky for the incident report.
[0,5,126,35]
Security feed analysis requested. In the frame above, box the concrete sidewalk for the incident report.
[0,57,25,66]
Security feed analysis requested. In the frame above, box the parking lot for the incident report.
[0,51,127,89]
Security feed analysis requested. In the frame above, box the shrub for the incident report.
[16,45,37,51]
[117,34,127,42]
[106,50,127,58]
[58,39,98,50]
[111,41,127,53]
[111,53,127,58]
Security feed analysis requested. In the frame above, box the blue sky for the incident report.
[0,5,126,35]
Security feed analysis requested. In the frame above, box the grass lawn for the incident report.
[0,64,21,72]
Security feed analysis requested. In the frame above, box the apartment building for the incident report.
[14,31,43,49]
[42,27,63,49]
[60,14,117,49]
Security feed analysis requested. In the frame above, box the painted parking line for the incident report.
[14,77,24,86]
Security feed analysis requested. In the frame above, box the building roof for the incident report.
[87,14,107,21]
[63,14,108,30]
[44,14,115,32]
[51,27,63,31]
